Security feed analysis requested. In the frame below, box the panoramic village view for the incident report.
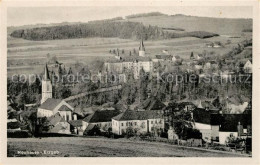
[7,7,252,157]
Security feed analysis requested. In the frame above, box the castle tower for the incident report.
[139,39,145,57]
[41,64,52,104]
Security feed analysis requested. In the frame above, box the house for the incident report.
[194,65,203,70]
[172,55,182,64]
[162,49,170,55]
[44,113,70,134]
[137,96,166,111]
[226,96,250,114]
[104,56,153,79]
[210,114,252,144]
[197,100,219,111]
[68,120,83,135]
[192,108,218,142]
[195,54,203,60]
[37,98,76,121]
[243,60,252,73]
[112,110,164,136]
[82,110,120,133]
[177,102,196,112]
[152,55,172,62]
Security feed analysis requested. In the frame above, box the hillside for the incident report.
[121,14,252,35]
[8,12,252,41]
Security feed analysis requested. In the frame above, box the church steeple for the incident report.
[139,38,145,51]
[139,38,145,57]
[43,64,50,81]
[41,64,52,104]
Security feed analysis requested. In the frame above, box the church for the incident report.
[37,64,77,134]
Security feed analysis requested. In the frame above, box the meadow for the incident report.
[8,137,247,157]
[7,33,250,77]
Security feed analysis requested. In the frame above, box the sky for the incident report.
[7,6,252,26]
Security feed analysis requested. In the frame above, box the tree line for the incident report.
[10,21,218,41]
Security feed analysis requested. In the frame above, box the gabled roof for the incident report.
[83,110,120,123]
[39,98,63,110]
[138,96,166,111]
[113,110,162,121]
[211,114,251,132]
[68,120,82,127]
[173,55,181,59]
[58,105,72,111]
[193,108,218,125]
[155,55,172,60]
[48,113,65,126]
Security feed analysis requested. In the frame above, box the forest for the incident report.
[10,21,218,41]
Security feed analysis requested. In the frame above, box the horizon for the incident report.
[7,6,252,27]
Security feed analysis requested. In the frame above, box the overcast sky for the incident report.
[7,6,252,26]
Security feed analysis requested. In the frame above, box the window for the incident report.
[151,121,153,124]
[47,85,49,91]
[134,122,137,126]
[121,123,124,126]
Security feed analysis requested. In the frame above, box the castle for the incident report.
[104,39,153,79]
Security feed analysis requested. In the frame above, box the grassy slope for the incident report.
[7,14,252,76]
[7,137,246,157]
[119,15,252,35]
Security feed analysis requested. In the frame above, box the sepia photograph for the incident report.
[1,0,259,163]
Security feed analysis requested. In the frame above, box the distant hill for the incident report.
[8,12,252,41]
[122,14,252,35]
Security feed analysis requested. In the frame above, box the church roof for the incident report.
[43,64,51,81]
[58,105,72,111]
[39,98,63,110]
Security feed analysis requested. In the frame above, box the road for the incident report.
[7,137,248,157]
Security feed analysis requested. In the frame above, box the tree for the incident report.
[164,102,194,139]
[125,126,134,138]
[133,48,137,55]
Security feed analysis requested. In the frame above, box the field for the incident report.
[7,32,250,77]
[120,15,252,35]
[7,137,248,157]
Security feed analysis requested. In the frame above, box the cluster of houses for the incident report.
[103,39,252,85]
[27,64,251,146]
[7,39,252,147]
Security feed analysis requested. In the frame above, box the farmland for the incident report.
[7,137,248,157]
[7,14,252,77]
[7,34,250,77]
